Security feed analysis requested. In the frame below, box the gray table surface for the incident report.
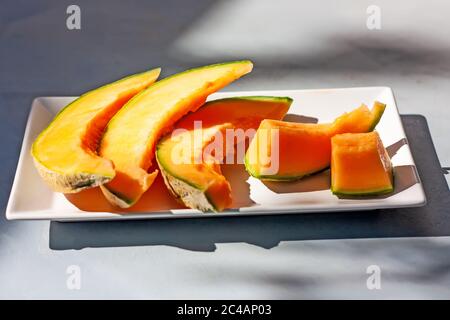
[1,0,449,299]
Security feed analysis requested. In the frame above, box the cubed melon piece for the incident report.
[331,131,394,196]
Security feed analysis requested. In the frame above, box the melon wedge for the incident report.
[99,61,253,208]
[332,101,386,134]
[331,131,394,195]
[159,124,233,212]
[156,96,292,212]
[245,101,386,181]
[31,68,161,193]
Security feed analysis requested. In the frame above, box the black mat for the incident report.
[49,115,450,251]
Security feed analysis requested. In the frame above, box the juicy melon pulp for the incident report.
[245,120,333,180]
[99,61,254,208]
[332,101,386,134]
[156,96,292,212]
[244,101,386,180]
[331,131,394,195]
[31,68,161,193]
[158,124,233,212]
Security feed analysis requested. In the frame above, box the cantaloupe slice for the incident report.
[99,61,253,208]
[156,96,292,212]
[158,124,233,212]
[31,68,161,193]
[245,101,386,181]
[332,101,386,134]
[245,120,332,180]
[331,131,394,195]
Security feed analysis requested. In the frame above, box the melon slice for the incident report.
[31,68,161,193]
[332,101,386,134]
[244,101,386,181]
[331,131,394,195]
[158,124,233,212]
[156,96,292,212]
[99,61,253,208]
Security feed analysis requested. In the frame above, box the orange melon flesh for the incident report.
[99,61,253,208]
[245,120,333,180]
[331,131,393,195]
[245,101,386,180]
[175,96,292,131]
[156,96,292,212]
[31,68,161,193]
[332,101,386,134]
[158,124,233,212]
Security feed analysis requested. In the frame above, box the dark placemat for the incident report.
[49,115,450,251]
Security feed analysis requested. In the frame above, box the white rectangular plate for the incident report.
[6,87,426,221]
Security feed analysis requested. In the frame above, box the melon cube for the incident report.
[331,131,394,196]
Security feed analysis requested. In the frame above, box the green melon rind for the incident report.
[244,153,329,181]
[156,96,293,212]
[100,185,136,207]
[156,146,221,212]
[205,96,293,105]
[368,101,386,132]
[157,158,219,212]
[331,186,394,196]
[155,142,206,192]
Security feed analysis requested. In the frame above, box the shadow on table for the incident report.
[49,115,450,252]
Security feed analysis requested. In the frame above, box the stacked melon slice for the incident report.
[156,96,292,211]
[32,60,291,211]
[32,61,255,208]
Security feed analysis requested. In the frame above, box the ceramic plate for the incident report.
[6,87,426,221]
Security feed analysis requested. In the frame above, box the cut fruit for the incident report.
[174,96,292,131]
[159,124,233,212]
[156,96,292,212]
[245,120,333,181]
[99,61,254,208]
[244,101,386,181]
[332,101,386,134]
[331,131,394,195]
[31,68,161,193]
